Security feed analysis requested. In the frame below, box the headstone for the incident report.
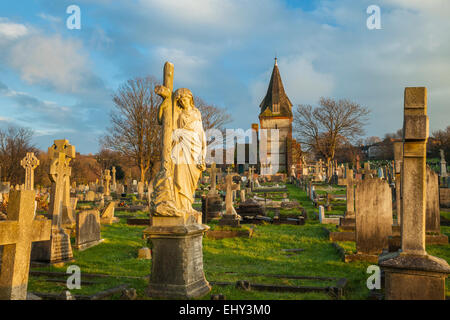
[379,87,450,300]
[74,210,103,250]
[100,201,118,224]
[393,141,403,225]
[219,174,241,227]
[0,189,51,299]
[31,140,75,264]
[104,170,111,196]
[425,167,444,235]
[440,149,447,177]
[355,178,392,256]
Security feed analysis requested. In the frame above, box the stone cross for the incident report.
[225,174,240,215]
[31,140,75,263]
[0,189,51,299]
[104,169,111,196]
[226,167,233,175]
[112,166,117,186]
[20,152,39,191]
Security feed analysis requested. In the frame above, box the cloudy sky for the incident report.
[0,0,449,154]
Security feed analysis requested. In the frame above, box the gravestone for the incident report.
[379,87,450,300]
[32,140,75,265]
[339,169,355,230]
[318,205,340,225]
[104,170,111,196]
[100,201,118,224]
[355,178,392,258]
[219,174,241,227]
[20,152,39,191]
[0,189,51,299]
[393,141,403,225]
[74,210,103,250]
[425,167,448,244]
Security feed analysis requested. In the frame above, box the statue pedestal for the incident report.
[379,252,450,300]
[143,222,211,299]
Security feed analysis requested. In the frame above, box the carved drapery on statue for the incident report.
[151,63,206,219]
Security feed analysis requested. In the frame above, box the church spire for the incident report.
[258,58,293,118]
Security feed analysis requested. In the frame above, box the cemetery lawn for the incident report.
[28,185,450,300]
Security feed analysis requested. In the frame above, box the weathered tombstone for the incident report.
[20,152,39,191]
[425,167,448,243]
[339,169,355,230]
[354,178,392,259]
[318,205,340,225]
[100,201,118,224]
[104,170,111,196]
[31,140,75,264]
[219,174,241,227]
[240,189,246,203]
[393,141,403,226]
[379,87,450,300]
[74,210,103,250]
[0,189,51,299]
[111,166,117,191]
[440,149,447,178]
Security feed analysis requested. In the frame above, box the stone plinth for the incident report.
[143,223,211,299]
[379,252,450,300]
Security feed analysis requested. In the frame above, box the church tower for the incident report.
[258,58,293,173]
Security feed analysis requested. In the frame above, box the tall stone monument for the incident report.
[144,62,210,298]
[32,140,75,264]
[379,87,450,300]
[104,169,111,196]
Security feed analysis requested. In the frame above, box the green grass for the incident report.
[27,184,450,300]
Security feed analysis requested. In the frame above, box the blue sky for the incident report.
[0,0,449,154]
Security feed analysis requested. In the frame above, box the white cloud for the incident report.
[0,19,28,40]
[8,34,92,94]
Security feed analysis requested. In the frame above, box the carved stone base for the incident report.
[379,252,450,300]
[31,228,73,264]
[143,223,211,299]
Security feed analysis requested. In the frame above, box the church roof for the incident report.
[259,59,293,118]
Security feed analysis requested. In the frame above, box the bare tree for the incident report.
[102,76,162,183]
[0,126,37,184]
[293,97,370,166]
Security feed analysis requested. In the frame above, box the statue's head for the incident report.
[174,88,194,110]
